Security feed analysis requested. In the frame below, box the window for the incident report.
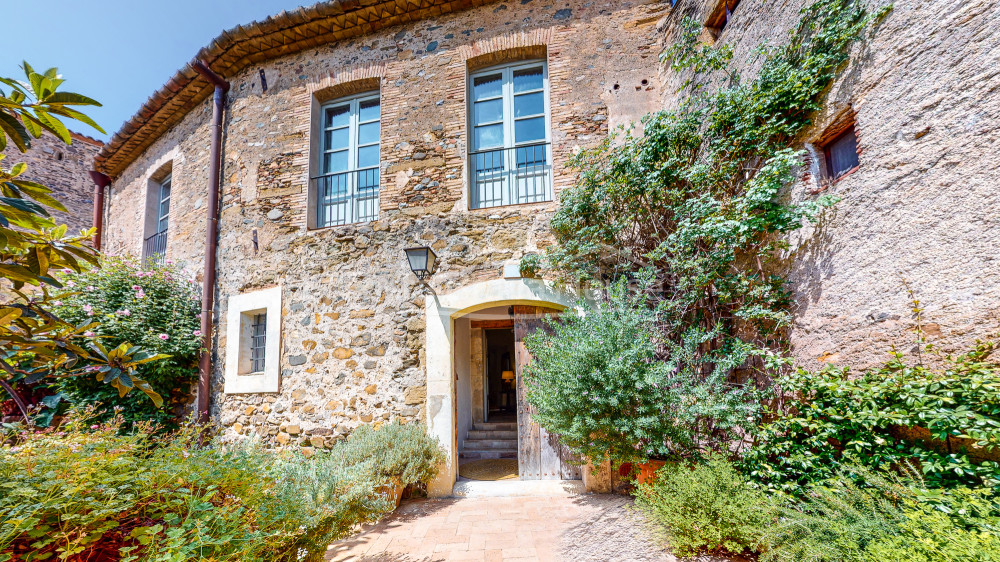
[706,0,741,35]
[143,175,170,265]
[314,93,380,227]
[250,312,267,373]
[224,286,281,394]
[823,125,859,180]
[468,61,552,209]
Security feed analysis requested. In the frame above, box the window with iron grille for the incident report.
[313,93,380,227]
[142,175,170,265]
[249,312,267,373]
[468,61,552,209]
[823,125,860,180]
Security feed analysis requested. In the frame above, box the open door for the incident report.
[513,305,582,480]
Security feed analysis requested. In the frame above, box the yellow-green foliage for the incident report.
[0,413,444,561]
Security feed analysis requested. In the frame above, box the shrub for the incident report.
[50,257,202,429]
[0,413,444,561]
[743,340,1000,493]
[524,275,762,466]
[635,456,775,556]
[760,466,1000,562]
[335,419,447,485]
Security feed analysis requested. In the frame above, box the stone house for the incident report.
[91,0,999,496]
[2,131,102,235]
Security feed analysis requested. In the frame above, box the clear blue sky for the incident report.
[0,0,311,142]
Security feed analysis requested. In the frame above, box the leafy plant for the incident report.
[49,257,201,429]
[0,412,442,561]
[335,419,446,485]
[524,274,761,465]
[743,340,1000,493]
[0,63,162,422]
[760,465,1000,562]
[635,455,775,556]
[533,0,889,454]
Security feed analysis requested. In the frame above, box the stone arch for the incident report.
[423,277,579,496]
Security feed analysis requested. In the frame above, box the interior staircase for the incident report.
[460,421,518,460]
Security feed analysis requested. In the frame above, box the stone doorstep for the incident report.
[451,479,587,498]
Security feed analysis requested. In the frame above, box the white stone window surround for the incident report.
[224,286,282,394]
[467,59,553,209]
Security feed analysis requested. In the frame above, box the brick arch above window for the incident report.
[458,29,554,71]
[306,63,385,104]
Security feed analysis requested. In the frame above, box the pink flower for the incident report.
[82,304,92,312]
[87,285,95,291]
[158,333,169,340]
[66,280,76,287]
[62,268,73,274]
[84,331,95,337]
[132,285,141,290]
[91,424,99,429]
[193,330,202,337]
[53,300,63,306]
[117,309,131,316]
[136,291,146,299]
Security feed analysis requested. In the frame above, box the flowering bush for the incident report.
[50,257,201,429]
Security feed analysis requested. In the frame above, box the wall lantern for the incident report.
[404,246,438,280]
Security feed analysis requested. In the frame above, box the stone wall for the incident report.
[2,132,101,235]
[657,0,1000,369]
[101,0,667,446]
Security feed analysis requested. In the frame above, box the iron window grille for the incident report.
[314,93,380,227]
[824,125,860,180]
[468,61,552,209]
[250,312,267,373]
[142,175,170,265]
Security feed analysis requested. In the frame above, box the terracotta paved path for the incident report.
[326,494,678,562]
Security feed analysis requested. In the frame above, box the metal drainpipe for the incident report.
[192,60,230,424]
[88,171,111,250]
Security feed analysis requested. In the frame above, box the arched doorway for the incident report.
[422,277,579,497]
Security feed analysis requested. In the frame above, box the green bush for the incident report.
[743,340,1000,493]
[760,466,1000,562]
[336,419,447,485]
[0,413,444,561]
[635,456,775,556]
[524,275,762,466]
[50,257,202,429]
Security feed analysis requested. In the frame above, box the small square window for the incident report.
[225,286,281,393]
[823,125,860,180]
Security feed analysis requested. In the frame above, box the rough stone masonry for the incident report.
[95,0,999,449]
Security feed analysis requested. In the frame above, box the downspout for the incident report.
[88,171,111,250]
[192,60,230,424]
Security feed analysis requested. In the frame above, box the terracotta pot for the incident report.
[378,477,404,508]
[635,460,666,485]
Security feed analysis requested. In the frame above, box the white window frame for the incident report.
[467,60,553,209]
[315,91,380,227]
[156,174,171,234]
[224,286,282,394]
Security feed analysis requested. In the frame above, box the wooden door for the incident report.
[513,305,583,480]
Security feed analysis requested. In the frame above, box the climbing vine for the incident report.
[525,0,889,457]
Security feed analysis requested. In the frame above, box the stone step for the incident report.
[467,429,518,440]
[472,422,517,431]
[459,449,518,460]
[463,438,517,450]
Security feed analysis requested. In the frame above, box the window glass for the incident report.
[513,67,543,93]
[515,117,545,143]
[474,98,504,124]
[358,122,380,145]
[474,124,504,149]
[325,105,350,128]
[325,128,349,151]
[359,99,380,122]
[473,74,503,100]
[514,92,544,118]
